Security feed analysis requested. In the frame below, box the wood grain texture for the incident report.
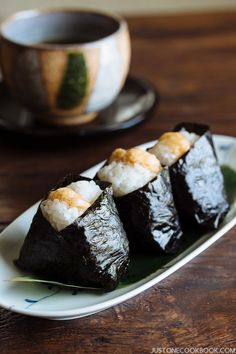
[0,11,236,353]
[1,0,236,17]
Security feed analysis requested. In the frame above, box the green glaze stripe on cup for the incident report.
[57,52,88,109]
[0,9,131,125]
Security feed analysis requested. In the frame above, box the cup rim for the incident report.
[0,8,127,49]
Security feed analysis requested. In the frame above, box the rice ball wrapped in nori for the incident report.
[97,147,183,254]
[15,174,129,291]
[149,122,229,229]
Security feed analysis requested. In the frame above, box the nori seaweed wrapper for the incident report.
[109,168,183,254]
[169,122,229,229]
[15,174,129,291]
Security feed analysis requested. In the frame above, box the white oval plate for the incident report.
[0,135,235,320]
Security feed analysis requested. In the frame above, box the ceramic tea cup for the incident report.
[0,9,131,125]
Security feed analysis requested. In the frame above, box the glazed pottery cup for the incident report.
[0,9,131,125]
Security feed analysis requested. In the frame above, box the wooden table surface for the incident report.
[0,11,236,353]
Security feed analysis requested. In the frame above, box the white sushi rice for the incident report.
[68,180,102,204]
[180,128,199,145]
[97,161,157,197]
[149,144,178,167]
[41,181,102,232]
[149,129,200,167]
[41,199,81,232]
